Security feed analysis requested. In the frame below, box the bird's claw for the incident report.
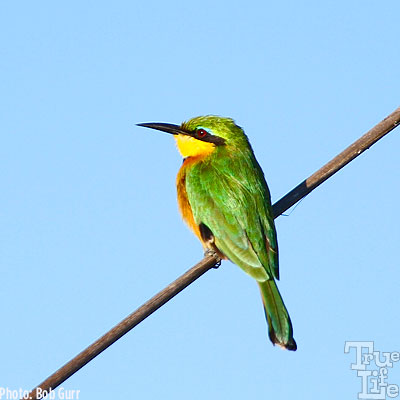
[204,249,221,268]
[213,259,221,268]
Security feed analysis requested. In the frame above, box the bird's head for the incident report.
[138,115,248,158]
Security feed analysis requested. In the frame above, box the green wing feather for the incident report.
[186,146,278,280]
[185,146,296,350]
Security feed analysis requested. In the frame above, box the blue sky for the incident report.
[1,1,399,399]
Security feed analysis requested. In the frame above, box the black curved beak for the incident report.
[137,122,186,136]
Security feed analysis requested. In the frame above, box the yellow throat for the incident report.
[174,134,216,158]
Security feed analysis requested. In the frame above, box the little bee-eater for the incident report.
[138,116,296,350]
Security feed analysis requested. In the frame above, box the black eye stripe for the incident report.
[185,127,225,146]
[196,133,226,145]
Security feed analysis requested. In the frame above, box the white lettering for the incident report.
[344,341,374,370]
[345,341,399,400]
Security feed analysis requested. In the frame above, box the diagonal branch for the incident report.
[273,108,400,217]
[24,106,400,400]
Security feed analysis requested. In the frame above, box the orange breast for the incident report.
[176,157,203,242]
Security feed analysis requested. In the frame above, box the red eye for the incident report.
[197,128,208,138]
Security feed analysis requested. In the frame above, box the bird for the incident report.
[138,115,296,351]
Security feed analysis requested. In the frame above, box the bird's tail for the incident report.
[258,280,297,351]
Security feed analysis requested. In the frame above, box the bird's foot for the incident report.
[204,249,221,268]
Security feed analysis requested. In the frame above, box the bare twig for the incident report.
[273,107,400,217]
[24,106,400,400]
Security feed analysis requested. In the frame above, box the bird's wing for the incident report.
[185,153,279,281]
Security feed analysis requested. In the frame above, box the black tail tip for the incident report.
[285,338,297,351]
[274,338,297,351]
[269,330,297,351]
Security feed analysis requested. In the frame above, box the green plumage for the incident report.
[183,116,296,350]
[138,115,296,350]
